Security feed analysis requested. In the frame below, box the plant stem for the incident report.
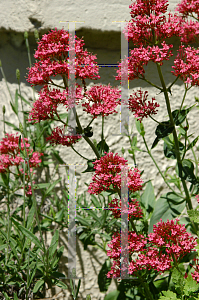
[142,135,185,199]
[156,63,194,212]
[71,144,90,161]
[135,272,154,300]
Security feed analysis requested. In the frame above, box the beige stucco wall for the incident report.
[1,0,199,299]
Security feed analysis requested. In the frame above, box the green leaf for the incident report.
[104,290,120,300]
[159,290,178,300]
[17,93,31,106]
[151,136,160,149]
[96,139,109,156]
[155,121,174,139]
[98,259,112,292]
[26,204,35,230]
[172,105,195,126]
[33,182,51,189]
[187,136,199,151]
[1,173,9,186]
[140,181,155,218]
[90,194,101,208]
[18,224,43,250]
[1,121,20,131]
[14,293,19,300]
[135,119,145,137]
[175,159,197,184]
[10,101,17,116]
[86,210,102,226]
[15,89,18,115]
[33,278,44,293]
[45,178,62,196]
[55,280,68,290]
[52,150,65,164]
[149,192,185,233]
[183,274,199,296]
[163,136,184,159]
[48,230,59,259]
[0,244,7,251]
[82,159,96,173]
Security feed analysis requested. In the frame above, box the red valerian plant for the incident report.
[0,133,43,195]
[106,219,197,278]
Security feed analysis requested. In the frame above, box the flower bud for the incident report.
[2,105,5,114]
[72,268,76,278]
[86,295,91,300]
[16,69,20,81]
[24,31,28,39]
[34,29,39,41]
[19,122,23,134]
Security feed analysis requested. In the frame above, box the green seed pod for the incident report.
[24,31,28,39]
[19,122,23,134]
[16,69,20,81]
[86,295,91,300]
[2,105,5,114]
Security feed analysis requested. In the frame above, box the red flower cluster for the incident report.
[82,84,121,118]
[171,44,199,87]
[87,152,143,195]
[108,197,143,219]
[106,219,197,278]
[121,89,160,122]
[123,0,182,46]
[175,0,199,19]
[115,42,173,82]
[26,28,100,86]
[46,126,82,147]
[28,84,84,124]
[0,134,43,195]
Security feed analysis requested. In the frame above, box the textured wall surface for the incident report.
[1,0,199,299]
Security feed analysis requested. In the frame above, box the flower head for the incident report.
[82,84,121,118]
[87,152,143,195]
[108,197,143,219]
[175,0,199,19]
[28,84,83,124]
[171,44,199,87]
[122,89,160,122]
[0,133,43,173]
[26,27,100,86]
[123,0,182,46]
[46,126,82,147]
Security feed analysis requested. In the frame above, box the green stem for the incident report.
[71,144,90,161]
[135,272,154,300]
[20,133,47,262]
[156,63,194,211]
[143,135,185,199]
[24,34,35,100]
[0,63,14,103]
[101,115,104,141]
[140,76,162,91]
[6,173,10,265]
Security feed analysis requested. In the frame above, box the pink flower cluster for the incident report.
[87,152,143,195]
[82,84,121,118]
[179,20,199,43]
[106,218,197,278]
[115,42,173,82]
[175,0,199,19]
[171,44,199,87]
[0,134,43,195]
[122,0,183,46]
[121,89,160,122]
[108,197,143,219]
[26,28,100,86]
[46,126,82,147]
[28,84,84,124]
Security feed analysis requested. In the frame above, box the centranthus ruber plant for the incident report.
[3,0,199,298]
